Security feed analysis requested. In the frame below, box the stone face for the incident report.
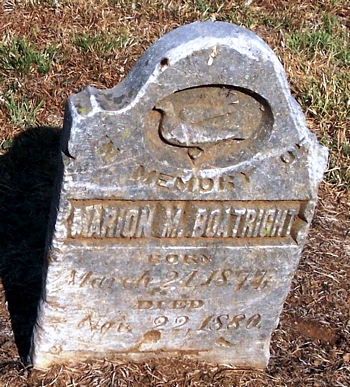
[31,21,328,370]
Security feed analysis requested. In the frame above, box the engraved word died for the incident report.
[31,22,328,370]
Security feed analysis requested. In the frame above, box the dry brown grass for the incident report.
[0,0,349,386]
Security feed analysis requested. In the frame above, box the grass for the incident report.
[73,31,129,56]
[3,91,44,127]
[284,11,350,189]
[0,36,58,130]
[0,37,56,77]
[287,15,349,67]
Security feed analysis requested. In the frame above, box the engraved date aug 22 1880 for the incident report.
[76,312,262,338]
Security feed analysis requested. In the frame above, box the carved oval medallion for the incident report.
[145,85,273,167]
[156,86,266,147]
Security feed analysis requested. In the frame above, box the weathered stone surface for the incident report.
[31,21,328,370]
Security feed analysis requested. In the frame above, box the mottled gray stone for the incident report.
[31,21,328,370]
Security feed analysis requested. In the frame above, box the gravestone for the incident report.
[31,21,328,369]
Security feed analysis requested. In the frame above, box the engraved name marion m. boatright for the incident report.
[31,21,328,370]
[68,200,302,240]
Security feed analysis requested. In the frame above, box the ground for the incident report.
[0,1,349,386]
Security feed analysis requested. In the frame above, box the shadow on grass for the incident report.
[0,127,61,363]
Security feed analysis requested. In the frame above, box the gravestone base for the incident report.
[33,346,269,371]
